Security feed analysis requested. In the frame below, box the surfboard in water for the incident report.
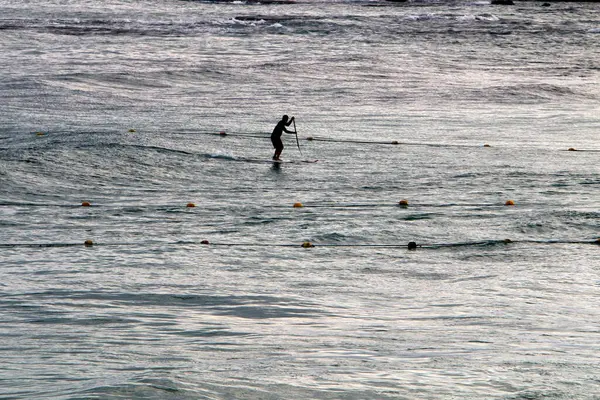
[236,158,318,164]
[273,159,318,164]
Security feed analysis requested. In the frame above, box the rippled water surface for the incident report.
[1,0,599,398]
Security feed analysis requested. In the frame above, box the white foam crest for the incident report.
[230,17,267,27]
[458,13,499,22]
[207,151,236,160]
[404,13,441,22]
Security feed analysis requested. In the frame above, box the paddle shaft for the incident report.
[293,119,302,156]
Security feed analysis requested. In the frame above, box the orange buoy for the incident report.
[186,202,196,208]
[201,240,210,245]
[35,132,45,136]
[293,202,304,208]
[301,241,314,248]
[81,201,91,207]
[568,148,576,151]
[128,129,136,133]
[84,239,94,247]
[505,200,515,206]
[391,141,399,145]
[483,144,491,147]
[398,199,409,207]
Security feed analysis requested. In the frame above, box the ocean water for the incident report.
[1,0,599,398]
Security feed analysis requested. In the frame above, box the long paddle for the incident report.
[293,118,303,157]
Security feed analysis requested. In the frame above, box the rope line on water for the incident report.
[26,129,599,152]
[172,130,600,151]
[0,198,543,209]
[0,199,586,209]
[1,238,598,249]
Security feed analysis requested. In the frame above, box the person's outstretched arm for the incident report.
[283,116,295,133]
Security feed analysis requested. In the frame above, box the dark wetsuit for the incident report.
[271,120,286,153]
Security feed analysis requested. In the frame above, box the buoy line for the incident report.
[172,130,269,139]
[166,130,599,152]
[171,131,486,148]
[187,239,600,248]
[25,130,598,152]
[1,238,598,249]
[0,199,525,208]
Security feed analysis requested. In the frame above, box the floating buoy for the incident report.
[219,131,227,136]
[201,240,210,245]
[505,200,515,206]
[84,239,93,247]
[301,241,314,248]
[81,201,91,207]
[407,241,417,250]
[128,129,136,133]
[186,202,196,208]
[398,199,409,207]
[595,238,600,245]
[306,136,314,141]
[568,148,577,151]
[293,202,304,208]
[503,238,513,244]
[35,132,45,136]
[483,144,491,147]
[391,141,399,145]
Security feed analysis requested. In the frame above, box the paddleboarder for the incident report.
[271,115,295,161]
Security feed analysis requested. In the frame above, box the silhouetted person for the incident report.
[271,115,295,161]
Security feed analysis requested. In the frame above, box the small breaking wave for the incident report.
[204,152,237,161]
[404,12,499,23]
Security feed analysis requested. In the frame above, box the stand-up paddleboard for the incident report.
[238,158,318,164]
[205,153,318,164]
